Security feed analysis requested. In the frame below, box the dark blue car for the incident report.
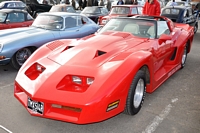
[161,6,198,33]
[0,1,26,10]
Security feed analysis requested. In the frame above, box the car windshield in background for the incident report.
[98,18,156,39]
[110,7,130,14]
[162,8,180,15]
[0,12,7,22]
[32,15,64,30]
[82,7,101,14]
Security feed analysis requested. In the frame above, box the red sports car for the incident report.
[98,5,143,26]
[14,15,194,124]
[0,9,34,30]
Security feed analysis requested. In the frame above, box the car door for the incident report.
[6,12,24,28]
[153,21,173,72]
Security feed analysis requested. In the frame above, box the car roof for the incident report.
[163,6,191,10]
[112,5,142,7]
[39,12,83,17]
[0,9,27,13]
[52,4,72,7]
[1,1,24,4]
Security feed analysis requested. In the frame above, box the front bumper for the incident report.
[14,81,121,124]
[0,57,10,65]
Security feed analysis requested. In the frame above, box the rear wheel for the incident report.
[181,44,188,69]
[194,23,198,34]
[10,48,33,70]
[124,70,146,115]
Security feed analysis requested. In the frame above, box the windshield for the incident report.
[82,7,101,14]
[0,12,7,22]
[32,15,64,30]
[98,18,156,39]
[110,7,130,14]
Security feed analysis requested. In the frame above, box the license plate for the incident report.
[27,97,44,114]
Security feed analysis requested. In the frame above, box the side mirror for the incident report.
[158,34,172,44]
[6,19,10,24]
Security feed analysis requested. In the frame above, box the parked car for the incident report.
[99,5,143,26]
[14,15,194,124]
[0,0,26,10]
[0,9,34,30]
[165,0,192,7]
[0,12,99,69]
[161,6,198,33]
[80,6,109,23]
[49,4,76,13]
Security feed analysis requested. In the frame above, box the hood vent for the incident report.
[46,41,64,51]
[62,46,74,52]
[94,50,106,58]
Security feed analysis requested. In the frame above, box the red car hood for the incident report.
[47,32,145,67]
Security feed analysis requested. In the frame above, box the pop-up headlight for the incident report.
[57,75,94,92]
[72,76,82,84]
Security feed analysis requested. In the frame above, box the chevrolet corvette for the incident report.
[14,15,194,124]
[0,12,99,69]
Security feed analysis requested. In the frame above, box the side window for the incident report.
[65,16,77,28]
[131,7,137,14]
[157,21,170,37]
[7,3,15,7]
[100,8,108,15]
[26,13,33,20]
[183,10,187,17]
[137,7,142,14]
[17,13,25,22]
[82,16,89,24]
[66,6,76,13]
[188,9,192,16]
[7,13,18,23]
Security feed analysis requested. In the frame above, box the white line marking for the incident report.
[0,83,14,89]
[142,98,178,133]
[0,125,12,133]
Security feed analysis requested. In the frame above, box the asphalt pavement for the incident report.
[0,26,200,133]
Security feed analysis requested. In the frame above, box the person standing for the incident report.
[87,0,93,6]
[196,2,200,17]
[93,0,98,6]
[142,0,160,16]
[131,0,138,5]
[117,0,124,5]
[72,0,76,9]
[99,0,104,6]
[82,0,87,8]
[78,0,83,10]
[106,0,111,11]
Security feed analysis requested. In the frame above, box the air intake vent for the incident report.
[62,46,74,52]
[46,41,64,50]
[94,50,106,58]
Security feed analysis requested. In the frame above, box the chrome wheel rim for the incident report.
[15,48,32,66]
[182,46,187,66]
[194,24,197,33]
[134,78,144,108]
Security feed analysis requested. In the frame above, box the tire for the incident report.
[10,48,33,70]
[124,70,146,115]
[194,23,198,34]
[181,44,188,69]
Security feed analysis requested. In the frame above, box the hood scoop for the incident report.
[62,46,75,52]
[94,50,106,58]
[46,41,64,51]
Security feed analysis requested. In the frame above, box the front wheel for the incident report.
[181,44,188,69]
[124,70,146,115]
[10,48,33,70]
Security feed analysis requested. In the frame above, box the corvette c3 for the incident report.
[14,15,194,124]
[0,12,99,69]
